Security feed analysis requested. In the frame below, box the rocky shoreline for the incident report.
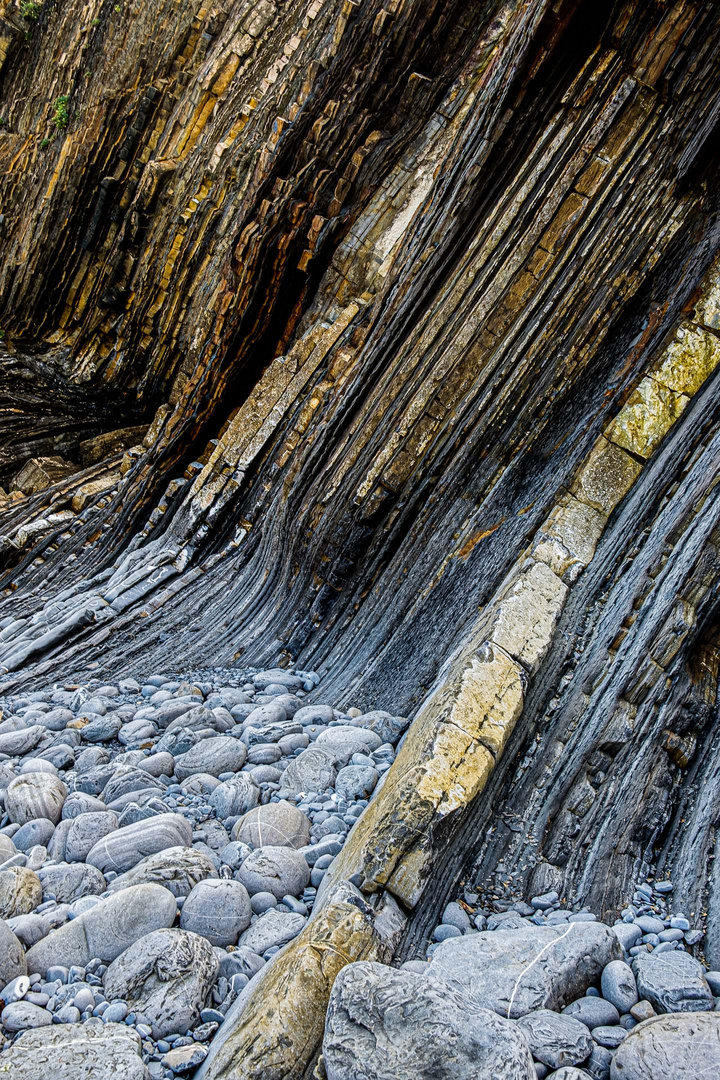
[0,668,717,1079]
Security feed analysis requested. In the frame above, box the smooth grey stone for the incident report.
[0,834,16,861]
[278,732,309,755]
[634,915,665,935]
[101,766,163,805]
[249,891,277,914]
[174,737,247,781]
[1,1000,52,1030]
[612,923,643,952]
[219,841,252,871]
[602,960,639,1013]
[79,715,122,743]
[74,764,115,795]
[65,811,118,863]
[36,708,73,732]
[335,764,378,800]
[429,922,622,1019]
[0,916,27,985]
[86,812,192,873]
[516,1008,594,1069]
[6,913,50,948]
[549,1071,592,1080]
[323,961,535,1080]
[180,879,252,946]
[441,902,472,933]
[634,950,713,1013]
[238,909,305,953]
[38,862,107,903]
[278,747,338,797]
[237,846,310,900]
[105,845,218,897]
[705,971,720,995]
[103,927,219,1038]
[0,725,45,757]
[209,774,260,819]
[5,773,68,825]
[18,758,57,776]
[25,884,176,973]
[139,752,175,776]
[0,1021,147,1079]
[248,764,282,784]
[155,727,205,756]
[12,818,55,853]
[593,1024,627,1048]
[232,801,310,849]
[247,743,282,765]
[610,1012,720,1078]
[588,1043,613,1079]
[74,747,111,772]
[163,1044,208,1072]
[293,705,334,726]
[0,866,42,919]
[35,745,75,771]
[563,996,620,1029]
[118,718,157,746]
[164,706,222,734]
[315,725,382,765]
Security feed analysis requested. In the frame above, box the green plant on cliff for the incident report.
[19,0,41,18]
[53,94,70,130]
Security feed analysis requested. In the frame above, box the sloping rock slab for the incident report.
[0,1021,148,1079]
[323,961,535,1080]
[429,922,621,1018]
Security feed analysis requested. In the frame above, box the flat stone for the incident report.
[105,845,218,897]
[174,736,247,780]
[25,884,176,973]
[238,909,306,953]
[516,1008,594,1069]
[428,922,622,1018]
[86,813,192,873]
[634,950,712,1013]
[562,996,620,1029]
[5,772,68,825]
[12,818,55,853]
[1,1000,52,1030]
[610,1012,720,1078]
[0,725,44,757]
[323,961,535,1080]
[232,800,310,849]
[103,927,219,1038]
[0,1021,147,1079]
[237,846,311,900]
[180,879,252,946]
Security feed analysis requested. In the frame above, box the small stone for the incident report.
[162,1043,208,1072]
[562,996,620,1029]
[629,1000,656,1022]
[1,1000,52,1030]
[601,961,639,1013]
[334,765,378,801]
[0,974,30,1004]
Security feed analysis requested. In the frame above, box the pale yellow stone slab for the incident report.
[570,436,642,514]
[489,561,569,673]
[605,376,688,459]
[652,323,720,397]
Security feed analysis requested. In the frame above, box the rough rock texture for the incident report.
[0,918,27,986]
[105,845,218,897]
[428,923,622,1018]
[0,1022,148,1080]
[103,928,219,1038]
[610,1013,720,1079]
[323,961,536,1080]
[3,0,720,1075]
[85,812,193,873]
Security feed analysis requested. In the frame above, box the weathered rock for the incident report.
[0,1021,148,1079]
[355,711,410,744]
[0,725,44,756]
[0,917,27,986]
[232,801,310,850]
[65,810,118,862]
[278,746,338,796]
[601,960,639,1014]
[633,951,713,1014]
[38,861,107,903]
[237,846,311,900]
[209,773,260,819]
[429,923,622,1018]
[106,845,218,897]
[103,927,219,1038]
[12,817,55,853]
[174,736,247,780]
[86,812,193,873]
[323,961,536,1080]
[1,1000,53,1030]
[238,909,306,954]
[25,884,176,972]
[316,726,382,764]
[180,879,252,946]
[516,1008,594,1069]
[5,772,67,825]
[610,1012,720,1078]
[335,764,379,800]
[0,866,42,919]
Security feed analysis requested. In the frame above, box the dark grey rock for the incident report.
[12,818,55,853]
[516,1009,593,1068]
[429,922,622,1018]
[180,879,252,946]
[79,715,122,743]
[101,766,163,805]
[610,1012,720,1078]
[103,927,219,1038]
[232,801,310,849]
[323,961,535,1080]
[237,846,310,900]
[562,997,620,1029]
[634,950,713,1013]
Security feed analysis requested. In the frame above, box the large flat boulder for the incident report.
[0,1021,148,1079]
[611,1012,720,1078]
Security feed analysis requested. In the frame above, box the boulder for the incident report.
[5,772,68,825]
[174,736,247,780]
[516,1008,593,1069]
[103,928,219,1038]
[180,879,252,946]
[315,725,382,764]
[65,810,118,862]
[237,846,311,900]
[0,1021,148,1079]
[633,951,713,1013]
[37,861,107,903]
[0,866,42,919]
[428,922,622,1018]
[610,1012,720,1078]
[279,746,338,796]
[106,845,218,897]
[0,917,27,986]
[232,801,310,849]
[239,909,306,954]
[25,884,176,973]
[209,774,260,819]
[323,961,536,1080]
[86,813,193,874]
